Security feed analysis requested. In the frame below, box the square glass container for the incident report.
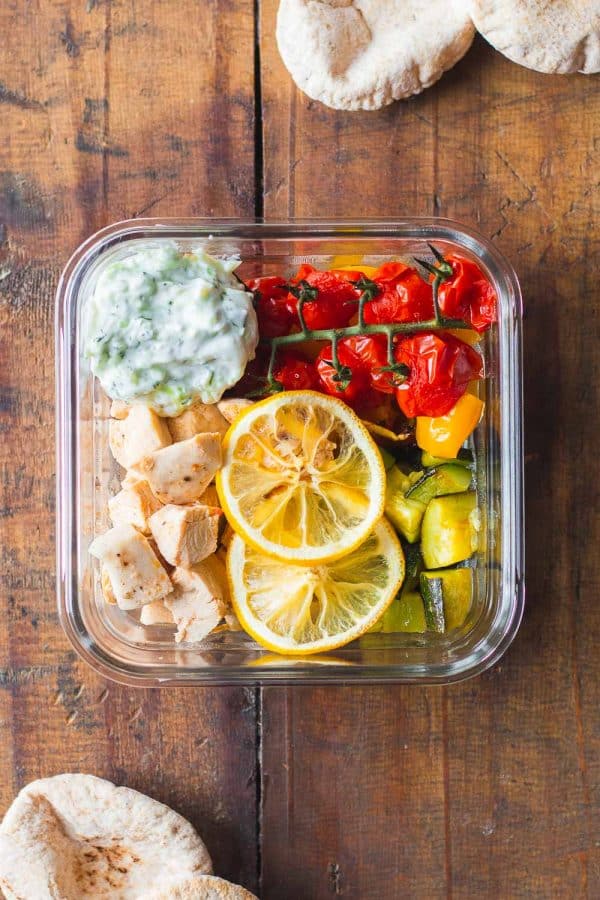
[56,219,524,685]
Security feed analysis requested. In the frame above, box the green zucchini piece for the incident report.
[419,575,445,632]
[387,591,426,632]
[378,445,397,471]
[402,542,423,590]
[368,590,426,633]
[435,568,473,630]
[384,464,426,544]
[421,491,479,569]
[421,448,473,468]
[405,464,472,505]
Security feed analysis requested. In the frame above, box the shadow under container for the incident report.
[56,218,524,686]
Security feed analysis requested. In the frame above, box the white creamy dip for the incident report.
[85,245,258,416]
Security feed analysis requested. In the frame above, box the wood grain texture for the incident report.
[2,2,600,900]
[259,2,600,896]
[0,0,258,891]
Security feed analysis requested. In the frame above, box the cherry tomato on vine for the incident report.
[363,262,434,325]
[248,276,296,338]
[288,265,359,330]
[394,332,484,418]
[337,334,396,394]
[316,341,370,404]
[273,351,319,392]
[437,255,497,332]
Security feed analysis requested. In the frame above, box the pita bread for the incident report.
[146,874,258,899]
[276,0,475,110]
[468,0,600,73]
[0,774,212,899]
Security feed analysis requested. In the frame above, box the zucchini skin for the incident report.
[405,464,472,505]
[421,491,478,569]
[419,574,445,632]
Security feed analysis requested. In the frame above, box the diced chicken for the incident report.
[100,566,117,605]
[108,481,162,534]
[110,398,130,420]
[167,402,229,442]
[89,524,172,610]
[149,503,221,567]
[121,469,144,488]
[109,406,172,469]
[140,600,174,626]
[198,484,220,507]
[166,557,230,643]
[217,397,254,424]
[132,432,222,504]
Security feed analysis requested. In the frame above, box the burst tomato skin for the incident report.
[248,276,296,338]
[394,332,484,418]
[337,334,395,394]
[363,262,435,325]
[288,265,359,330]
[437,255,497,332]
[273,352,319,392]
[316,341,370,404]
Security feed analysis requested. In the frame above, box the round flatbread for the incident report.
[147,875,258,899]
[468,0,600,73]
[0,774,212,899]
[276,0,475,110]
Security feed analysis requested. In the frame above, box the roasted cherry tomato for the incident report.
[394,332,484,418]
[273,351,319,392]
[248,276,296,338]
[337,334,395,394]
[316,341,369,404]
[363,262,434,325]
[288,265,359,330]
[437,255,497,333]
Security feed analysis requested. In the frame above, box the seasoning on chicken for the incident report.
[89,524,172,610]
[132,432,222,504]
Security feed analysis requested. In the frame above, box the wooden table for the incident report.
[1,3,598,897]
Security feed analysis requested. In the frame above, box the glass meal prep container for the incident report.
[56,219,524,686]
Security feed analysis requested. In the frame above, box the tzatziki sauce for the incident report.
[85,245,258,416]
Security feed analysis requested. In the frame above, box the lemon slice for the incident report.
[227,518,405,655]
[216,390,386,564]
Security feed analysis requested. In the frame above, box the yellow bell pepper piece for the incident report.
[416,394,485,459]
[330,260,378,277]
[446,328,481,346]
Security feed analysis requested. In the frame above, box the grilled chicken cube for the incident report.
[109,406,172,469]
[149,503,221,567]
[167,402,229,442]
[217,398,253,424]
[108,481,162,534]
[166,557,230,643]
[100,566,117,605]
[109,398,130,420]
[89,524,172,610]
[132,433,222,504]
[139,600,174,626]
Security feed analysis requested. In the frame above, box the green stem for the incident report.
[260,315,469,352]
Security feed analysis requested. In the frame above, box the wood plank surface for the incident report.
[259,3,600,898]
[0,1,259,892]
[1,2,600,900]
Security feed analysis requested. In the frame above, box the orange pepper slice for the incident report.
[416,394,485,459]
